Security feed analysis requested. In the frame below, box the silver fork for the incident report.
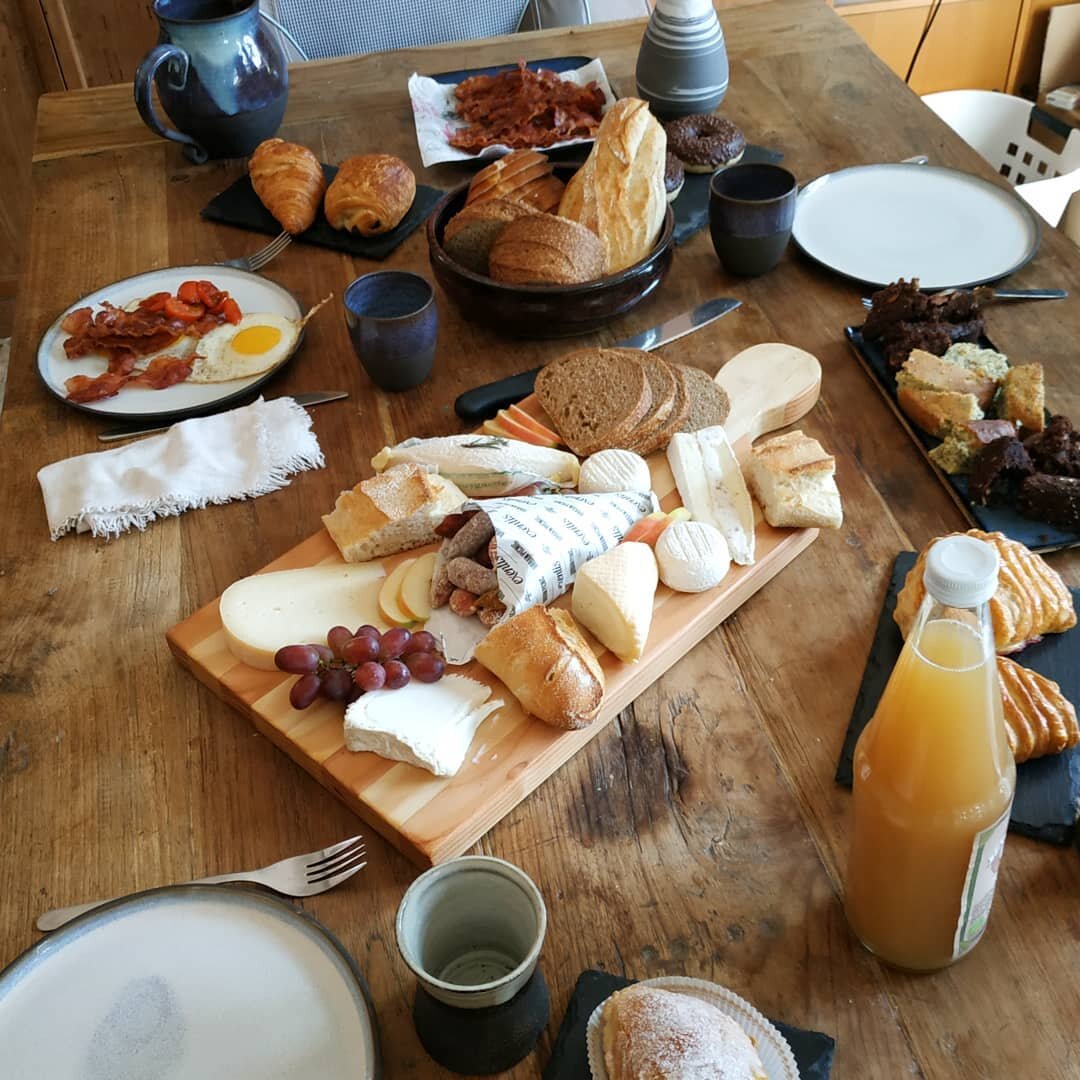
[218,229,292,272]
[36,835,367,932]
[860,287,1066,309]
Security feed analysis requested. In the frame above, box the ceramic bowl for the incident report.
[426,170,675,338]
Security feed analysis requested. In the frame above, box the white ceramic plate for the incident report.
[37,265,304,422]
[585,976,798,1080]
[0,885,379,1079]
[793,163,1041,290]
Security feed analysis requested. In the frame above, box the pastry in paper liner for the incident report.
[585,976,798,1080]
[429,490,656,664]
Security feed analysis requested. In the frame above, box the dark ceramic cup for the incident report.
[344,271,437,392]
[709,163,798,277]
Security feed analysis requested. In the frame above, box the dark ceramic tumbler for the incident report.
[709,163,797,277]
[344,271,437,392]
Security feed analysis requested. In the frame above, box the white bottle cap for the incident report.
[924,535,999,608]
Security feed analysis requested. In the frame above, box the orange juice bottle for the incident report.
[844,535,1016,972]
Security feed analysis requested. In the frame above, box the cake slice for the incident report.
[897,385,983,438]
[898,349,998,410]
[1018,473,1080,531]
[1001,363,1045,433]
[942,342,1010,382]
[927,419,1017,475]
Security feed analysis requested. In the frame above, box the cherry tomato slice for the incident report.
[196,280,227,311]
[138,291,171,313]
[220,297,242,325]
[177,280,201,304]
[164,297,206,322]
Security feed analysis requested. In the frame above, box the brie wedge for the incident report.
[343,675,503,776]
[666,427,756,565]
[571,542,658,663]
[220,564,386,670]
[655,521,731,592]
[578,449,652,495]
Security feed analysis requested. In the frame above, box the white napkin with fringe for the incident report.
[38,397,324,540]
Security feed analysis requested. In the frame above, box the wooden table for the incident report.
[4,4,1079,1076]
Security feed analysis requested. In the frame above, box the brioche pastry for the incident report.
[249,138,326,234]
[324,154,416,236]
[997,656,1080,762]
[894,529,1076,653]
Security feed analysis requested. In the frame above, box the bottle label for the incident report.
[953,803,1012,959]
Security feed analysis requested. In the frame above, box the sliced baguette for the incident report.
[746,430,842,529]
[897,385,983,438]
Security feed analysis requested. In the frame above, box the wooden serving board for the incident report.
[167,345,822,866]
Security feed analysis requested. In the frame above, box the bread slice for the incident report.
[899,349,997,409]
[1001,363,1045,433]
[746,430,843,529]
[322,464,467,562]
[637,362,694,455]
[624,355,677,453]
[897,385,983,438]
[488,214,604,285]
[676,364,731,433]
[466,150,565,213]
[535,348,652,456]
[443,199,536,274]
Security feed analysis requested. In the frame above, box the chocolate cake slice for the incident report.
[1018,474,1080,531]
[969,436,1034,505]
[1024,415,1080,477]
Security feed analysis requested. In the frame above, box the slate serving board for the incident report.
[844,325,1080,553]
[542,969,835,1080]
[201,165,444,259]
[836,551,1080,846]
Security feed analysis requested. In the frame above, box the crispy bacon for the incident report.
[64,354,194,402]
[128,355,194,390]
[64,371,133,403]
[449,61,605,152]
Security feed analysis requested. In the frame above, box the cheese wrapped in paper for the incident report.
[371,435,579,497]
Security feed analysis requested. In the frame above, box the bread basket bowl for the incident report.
[426,168,675,338]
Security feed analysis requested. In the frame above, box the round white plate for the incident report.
[585,975,798,1080]
[793,163,1041,290]
[0,885,379,1079]
[37,265,305,422]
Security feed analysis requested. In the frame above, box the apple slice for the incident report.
[507,404,561,446]
[495,410,560,448]
[378,558,417,626]
[482,419,509,438]
[399,551,437,621]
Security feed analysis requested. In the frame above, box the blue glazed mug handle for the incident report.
[134,43,209,164]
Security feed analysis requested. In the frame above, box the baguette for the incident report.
[473,605,604,730]
[746,430,843,529]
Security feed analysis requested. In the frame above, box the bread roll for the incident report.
[249,138,326,235]
[324,154,416,236]
[558,98,667,273]
[488,214,604,285]
[466,149,565,213]
[473,605,604,730]
[443,198,537,275]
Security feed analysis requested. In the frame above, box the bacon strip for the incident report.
[64,355,194,403]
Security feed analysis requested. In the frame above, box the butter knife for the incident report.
[453,297,742,422]
[96,390,349,442]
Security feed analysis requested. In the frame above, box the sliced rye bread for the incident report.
[635,361,695,456]
[676,364,731,433]
[624,354,677,454]
[535,347,652,456]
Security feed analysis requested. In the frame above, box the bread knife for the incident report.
[453,297,742,422]
[96,390,349,442]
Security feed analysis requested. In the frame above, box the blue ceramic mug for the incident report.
[345,272,438,392]
[134,0,288,163]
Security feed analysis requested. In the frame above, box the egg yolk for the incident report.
[231,325,282,355]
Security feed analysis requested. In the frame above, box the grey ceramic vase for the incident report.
[635,0,729,119]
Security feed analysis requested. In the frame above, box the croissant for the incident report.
[997,657,1079,762]
[895,529,1076,653]
[324,154,416,236]
[248,138,326,235]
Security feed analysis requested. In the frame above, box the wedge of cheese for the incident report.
[578,449,652,495]
[571,542,658,663]
[343,676,503,776]
[220,564,387,670]
[666,426,756,565]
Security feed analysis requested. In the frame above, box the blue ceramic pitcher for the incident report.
[134,0,288,163]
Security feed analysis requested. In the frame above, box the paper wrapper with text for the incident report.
[427,490,656,664]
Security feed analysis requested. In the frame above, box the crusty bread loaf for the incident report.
[558,97,667,273]
[466,149,565,213]
[535,347,653,456]
[488,213,604,285]
[897,385,983,438]
[322,464,467,563]
[443,198,537,275]
[746,430,843,529]
[898,348,998,410]
[676,364,731,433]
[1001,363,1045,433]
[473,605,604,730]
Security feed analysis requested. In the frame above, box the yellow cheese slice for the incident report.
[571,542,658,663]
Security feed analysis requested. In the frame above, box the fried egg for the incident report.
[188,313,300,383]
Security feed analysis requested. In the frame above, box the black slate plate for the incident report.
[201,164,444,259]
[672,144,785,247]
[845,325,1080,553]
[543,969,835,1080]
[836,551,1080,846]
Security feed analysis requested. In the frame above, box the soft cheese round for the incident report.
[578,449,652,495]
[655,521,731,593]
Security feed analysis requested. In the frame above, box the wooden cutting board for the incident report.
[167,345,822,866]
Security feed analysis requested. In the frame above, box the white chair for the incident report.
[922,89,1080,227]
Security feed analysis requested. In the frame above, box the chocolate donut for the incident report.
[665,115,745,174]
[664,151,685,202]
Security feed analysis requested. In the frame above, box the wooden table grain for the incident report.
[3,4,1079,1077]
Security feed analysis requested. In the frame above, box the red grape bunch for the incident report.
[274,625,446,710]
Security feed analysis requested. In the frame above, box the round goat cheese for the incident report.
[578,449,652,495]
[655,521,731,593]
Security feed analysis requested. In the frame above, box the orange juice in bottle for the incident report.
[844,535,1016,972]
